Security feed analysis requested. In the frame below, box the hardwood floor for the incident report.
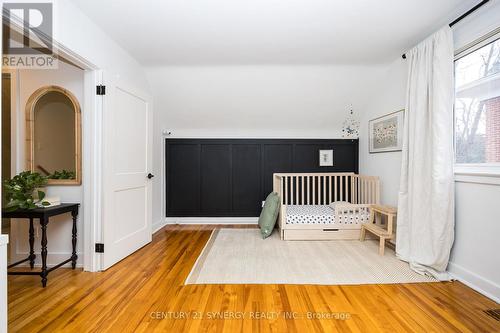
[8,225,500,333]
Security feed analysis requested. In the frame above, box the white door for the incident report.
[102,74,152,270]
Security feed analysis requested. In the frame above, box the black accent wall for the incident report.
[166,139,358,217]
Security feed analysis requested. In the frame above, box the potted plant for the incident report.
[3,171,50,211]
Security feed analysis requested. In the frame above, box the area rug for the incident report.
[185,229,436,285]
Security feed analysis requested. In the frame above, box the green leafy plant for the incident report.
[49,170,76,180]
[3,171,50,211]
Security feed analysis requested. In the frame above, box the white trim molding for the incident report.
[165,217,259,225]
[153,217,259,234]
[448,262,500,303]
[0,235,9,333]
[455,174,500,186]
[152,219,168,234]
[83,69,104,272]
[455,164,500,185]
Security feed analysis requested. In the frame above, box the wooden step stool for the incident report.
[360,204,397,255]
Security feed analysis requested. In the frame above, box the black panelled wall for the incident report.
[166,139,358,217]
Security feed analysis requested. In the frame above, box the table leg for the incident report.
[29,218,36,269]
[40,217,48,287]
[379,237,386,256]
[71,209,78,269]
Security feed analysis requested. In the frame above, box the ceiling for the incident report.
[71,0,477,66]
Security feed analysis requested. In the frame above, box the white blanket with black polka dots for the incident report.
[285,205,370,226]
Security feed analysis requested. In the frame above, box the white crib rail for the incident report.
[334,203,372,225]
[273,173,380,206]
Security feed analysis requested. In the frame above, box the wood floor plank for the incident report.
[8,224,500,333]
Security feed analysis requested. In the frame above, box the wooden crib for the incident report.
[273,173,380,240]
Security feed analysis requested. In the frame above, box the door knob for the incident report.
[147,173,154,179]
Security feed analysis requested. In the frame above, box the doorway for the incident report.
[2,22,152,274]
[2,62,86,268]
[1,73,12,259]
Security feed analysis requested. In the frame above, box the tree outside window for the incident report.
[455,37,500,164]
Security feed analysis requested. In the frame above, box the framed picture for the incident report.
[369,109,405,153]
[319,149,334,166]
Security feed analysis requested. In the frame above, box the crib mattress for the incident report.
[285,205,370,226]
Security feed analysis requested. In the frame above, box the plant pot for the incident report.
[32,187,47,200]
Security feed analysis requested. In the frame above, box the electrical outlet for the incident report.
[35,226,40,238]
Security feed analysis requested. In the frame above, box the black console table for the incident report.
[2,203,80,287]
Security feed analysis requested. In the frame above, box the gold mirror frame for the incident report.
[25,85,82,186]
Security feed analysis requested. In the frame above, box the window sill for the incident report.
[454,165,500,185]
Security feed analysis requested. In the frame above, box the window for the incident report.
[454,35,500,167]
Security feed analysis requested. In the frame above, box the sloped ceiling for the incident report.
[71,0,477,65]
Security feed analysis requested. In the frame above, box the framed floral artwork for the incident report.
[369,109,404,153]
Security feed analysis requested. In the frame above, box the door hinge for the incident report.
[95,243,104,253]
[96,85,106,95]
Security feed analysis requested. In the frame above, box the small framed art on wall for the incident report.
[319,149,334,166]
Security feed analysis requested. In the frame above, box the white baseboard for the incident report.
[153,217,258,234]
[448,262,500,303]
[152,219,168,233]
[165,217,259,225]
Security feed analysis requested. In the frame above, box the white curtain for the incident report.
[397,26,455,280]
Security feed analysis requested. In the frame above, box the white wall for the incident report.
[358,0,500,302]
[449,181,500,302]
[147,65,387,226]
[147,65,386,138]
[9,61,84,267]
[358,59,407,206]
[54,0,149,88]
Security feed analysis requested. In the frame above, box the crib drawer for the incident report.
[283,229,361,240]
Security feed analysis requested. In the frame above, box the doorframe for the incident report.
[2,17,104,272]
[1,70,18,181]
[54,45,103,272]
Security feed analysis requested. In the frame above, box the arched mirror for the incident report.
[26,86,81,185]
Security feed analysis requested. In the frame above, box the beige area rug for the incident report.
[185,229,436,285]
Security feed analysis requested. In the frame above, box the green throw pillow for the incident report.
[258,192,280,239]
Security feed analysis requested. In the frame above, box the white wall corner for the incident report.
[448,261,500,303]
[152,219,168,234]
